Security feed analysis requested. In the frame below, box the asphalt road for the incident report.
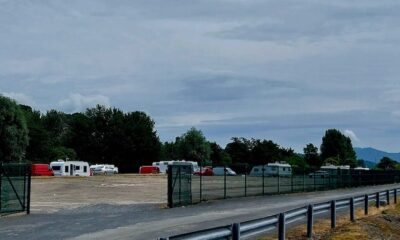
[1,183,399,240]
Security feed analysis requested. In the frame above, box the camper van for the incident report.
[50,160,90,176]
[250,162,292,177]
[152,160,200,173]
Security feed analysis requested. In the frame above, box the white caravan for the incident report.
[250,162,292,177]
[50,160,90,176]
[152,160,200,173]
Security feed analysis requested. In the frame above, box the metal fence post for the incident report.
[200,162,202,202]
[364,194,369,215]
[262,166,265,195]
[395,189,397,204]
[26,165,32,215]
[376,192,380,208]
[224,166,227,199]
[278,167,280,194]
[330,200,336,228]
[244,170,247,197]
[167,165,173,208]
[307,205,314,238]
[303,171,305,192]
[291,172,293,192]
[278,213,285,240]
[350,197,355,222]
[232,223,240,240]
[0,162,2,213]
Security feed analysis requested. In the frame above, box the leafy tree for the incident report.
[210,142,231,166]
[250,139,281,165]
[303,143,321,168]
[177,127,211,163]
[225,137,251,164]
[356,159,366,168]
[160,140,181,160]
[320,129,357,167]
[0,96,29,162]
[20,105,50,163]
[376,157,397,170]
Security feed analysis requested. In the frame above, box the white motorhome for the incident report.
[321,164,350,170]
[250,162,292,177]
[353,167,369,171]
[152,160,200,173]
[50,160,90,176]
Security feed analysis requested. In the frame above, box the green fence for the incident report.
[167,163,192,208]
[0,162,32,216]
[191,166,400,204]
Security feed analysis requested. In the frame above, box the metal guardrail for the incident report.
[159,188,399,240]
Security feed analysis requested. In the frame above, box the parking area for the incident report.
[30,174,167,213]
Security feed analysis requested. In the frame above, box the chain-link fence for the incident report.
[0,162,32,215]
[191,164,400,204]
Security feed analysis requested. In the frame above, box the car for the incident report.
[90,164,115,175]
[193,166,213,176]
[213,167,237,176]
[309,170,329,178]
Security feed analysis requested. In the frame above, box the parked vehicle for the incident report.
[353,167,369,171]
[193,166,213,176]
[90,164,116,175]
[212,167,236,176]
[31,164,54,176]
[50,160,90,176]
[139,166,160,174]
[309,170,330,178]
[250,162,292,177]
[152,160,200,174]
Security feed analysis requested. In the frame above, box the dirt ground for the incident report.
[30,174,167,213]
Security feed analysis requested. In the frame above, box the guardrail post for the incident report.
[232,223,240,240]
[330,200,336,228]
[376,192,380,208]
[307,205,314,239]
[395,189,397,204]
[350,197,355,222]
[278,213,285,240]
[386,190,390,205]
[364,194,369,215]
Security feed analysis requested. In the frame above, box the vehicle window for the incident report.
[84,166,87,173]
[271,167,277,171]
[254,168,259,172]
[283,167,286,171]
[65,166,69,172]
[52,166,61,171]
[288,168,291,172]
[75,166,80,170]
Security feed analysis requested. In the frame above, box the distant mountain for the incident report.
[354,147,400,163]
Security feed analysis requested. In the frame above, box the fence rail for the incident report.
[160,187,399,240]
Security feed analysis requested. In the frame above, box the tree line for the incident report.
[0,95,398,172]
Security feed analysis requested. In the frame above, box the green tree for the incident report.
[0,96,29,162]
[210,142,232,166]
[303,143,321,168]
[225,137,251,164]
[250,139,281,165]
[177,127,211,163]
[376,157,397,170]
[320,129,357,167]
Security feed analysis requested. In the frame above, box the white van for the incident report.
[250,162,292,177]
[50,160,90,176]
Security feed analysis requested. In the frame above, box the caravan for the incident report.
[50,160,90,176]
[250,162,292,177]
[152,160,200,174]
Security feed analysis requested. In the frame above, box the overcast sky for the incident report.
[1,0,400,152]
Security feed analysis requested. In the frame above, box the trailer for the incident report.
[250,162,292,177]
[50,160,90,176]
[152,160,199,174]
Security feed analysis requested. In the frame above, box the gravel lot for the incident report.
[30,174,167,213]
